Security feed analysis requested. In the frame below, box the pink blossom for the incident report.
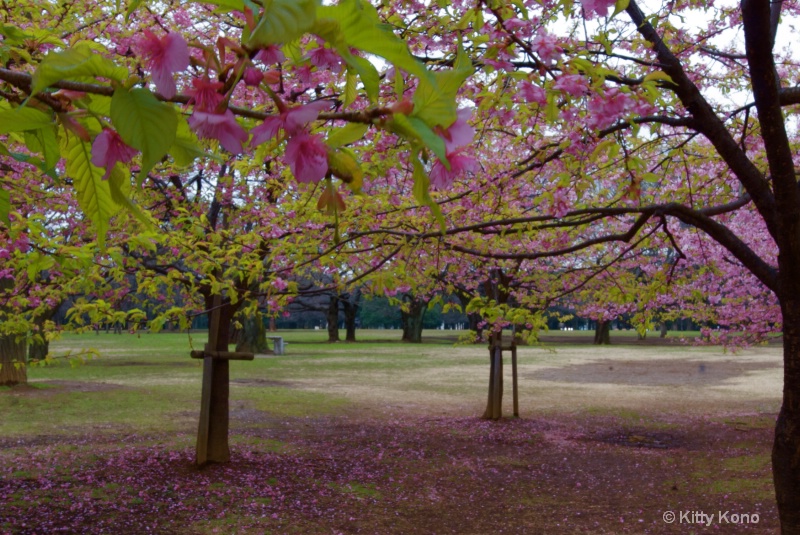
[532,32,562,64]
[429,151,478,190]
[586,88,633,130]
[580,0,617,19]
[91,129,138,179]
[137,30,190,99]
[272,278,289,291]
[254,45,285,65]
[483,57,514,72]
[439,108,475,152]
[295,65,314,85]
[551,187,571,218]
[243,67,264,87]
[284,132,328,183]
[250,100,333,147]
[309,46,343,74]
[519,81,546,104]
[188,110,248,154]
[186,78,224,112]
[553,74,588,97]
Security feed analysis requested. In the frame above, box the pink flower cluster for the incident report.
[429,109,479,190]
[586,88,634,130]
[580,0,617,19]
[250,100,334,183]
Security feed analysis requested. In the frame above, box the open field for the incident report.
[0,330,783,533]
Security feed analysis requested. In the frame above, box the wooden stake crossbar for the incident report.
[190,350,254,360]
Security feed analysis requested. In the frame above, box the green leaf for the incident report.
[326,123,369,148]
[170,119,210,167]
[197,0,260,14]
[347,55,380,101]
[64,135,122,245]
[612,0,630,17]
[31,44,128,95]
[26,251,56,282]
[643,71,675,84]
[411,154,446,232]
[412,44,472,129]
[0,108,53,134]
[246,0,320,48]
[107,164,151,227]
[110,87,177,184]
[343,70,358,107]
[0,142,57,180]
[317,0,430,82]
[0,187,9,226]
[23,126,60,174]
[388,114,448,167]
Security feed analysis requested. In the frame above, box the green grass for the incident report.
[1,329,782,440]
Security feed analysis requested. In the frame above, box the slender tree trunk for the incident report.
[482,333,503,419]
[342,291,360,342]
[659,321,668,338]
[235,310,269,353]
[326,293,340,342]
[197,295,238,465]
[774,299,800,532]
[401,297,425,343]
[594,320,611,345]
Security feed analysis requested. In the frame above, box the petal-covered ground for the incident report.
[1,411,776,534]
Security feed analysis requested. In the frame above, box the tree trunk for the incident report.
[29,283,60,361]
[773,300,800,532]
[235,310,269,353]
[594,320,611,345]
[482,333,503,419]
[342,290,360,342]
[326,293,340,342]
[0,276,27,386]
[659,321,668,338]
[196,295,237,465]
[401,296,425,343]
[0,331,27,386]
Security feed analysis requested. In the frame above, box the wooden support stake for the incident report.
[196,294,222,466]
[511,344,519,418]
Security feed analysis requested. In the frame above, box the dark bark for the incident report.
[0,277,26,386]
[774,301,800,533]
[401,295,425,343]
[659,322,668,338]
[594,320,611,345]
[196,295,238,465]
[326,293,340,342]
[235,310,269,353]
[454,289,483,340]
[341,288,361,342]
[26,299,58,362]
[0,330,26,386]
[482,333,503,419]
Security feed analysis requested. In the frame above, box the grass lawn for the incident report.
[0,329,782,533]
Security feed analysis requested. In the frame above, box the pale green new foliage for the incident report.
[246,0,320,48]
[110,87,177,185]
[63,135,124,246]
[412,44,473,129]
[30,44,127,96]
